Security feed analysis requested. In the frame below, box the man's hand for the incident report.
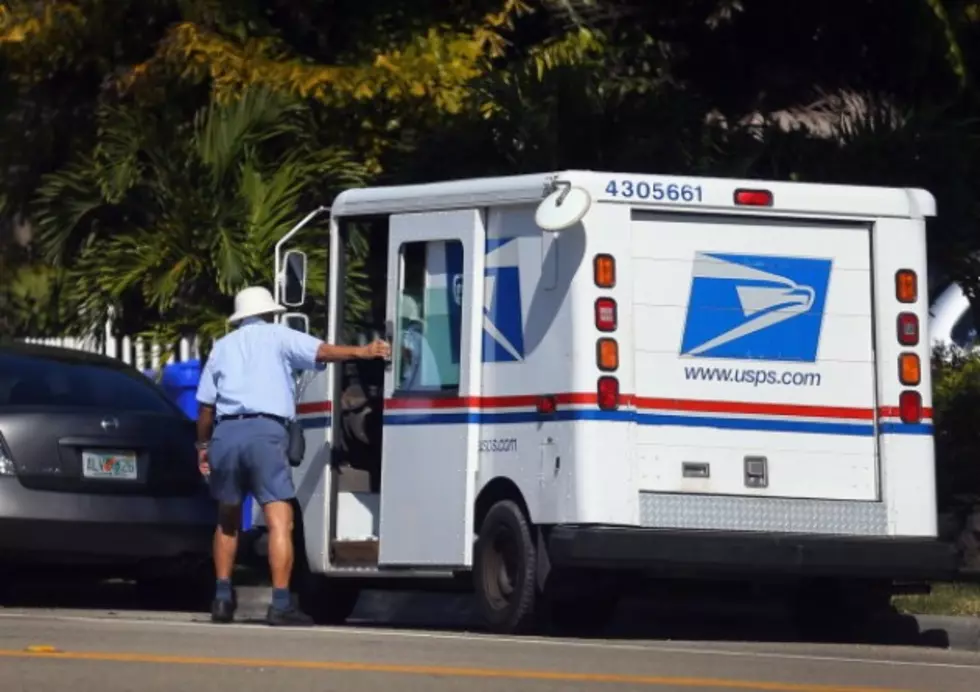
[197,447,210,477]
[359,338,391,360]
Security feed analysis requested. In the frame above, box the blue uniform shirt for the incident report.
[195,317,325,420]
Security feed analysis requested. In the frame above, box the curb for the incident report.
[236,587,980,652]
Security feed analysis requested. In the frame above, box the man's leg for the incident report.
[262,500,294,591]
[214,503,241,596]
[247,419,313,626]
[206,425,243,623]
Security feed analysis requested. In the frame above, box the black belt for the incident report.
[217,412,288,427]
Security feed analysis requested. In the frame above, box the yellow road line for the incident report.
[0,648,909,692]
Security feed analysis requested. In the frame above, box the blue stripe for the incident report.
[633,413,874,436]
[382,409,932,436]
[299,416,331,430]
[879,422,934,435]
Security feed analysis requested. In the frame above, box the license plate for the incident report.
[82,450,138,480]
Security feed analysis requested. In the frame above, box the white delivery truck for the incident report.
[268,170,958,634]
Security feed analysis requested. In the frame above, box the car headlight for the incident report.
[0,434,16,476]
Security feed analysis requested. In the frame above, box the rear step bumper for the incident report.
[547,526,961,581]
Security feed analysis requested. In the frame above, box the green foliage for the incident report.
[932,346,980,511]
[28,85,370,357]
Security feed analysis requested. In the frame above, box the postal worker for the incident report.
[195,286,390,626]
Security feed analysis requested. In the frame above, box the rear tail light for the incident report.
[899,353,921,386]
[895,269,918,303]
[897,313,919,346]
[595,298,618,332]
[734,189,773,207]
[0,435,15,476]
[597,338,619,371]
[594,254,616,288]
[597,376,620,410]
[899,390,923,424]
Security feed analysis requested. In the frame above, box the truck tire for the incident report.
[473,500,538,634]
[296,573,361,625]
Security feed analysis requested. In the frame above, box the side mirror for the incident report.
[282,312,310,334]
[282,249,307,306]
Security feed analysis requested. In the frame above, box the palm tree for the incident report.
[30,86,369,356]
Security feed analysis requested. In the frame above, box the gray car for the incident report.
[0,342,215,593]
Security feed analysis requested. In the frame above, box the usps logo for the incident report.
[680,252,832,363]
[483,237,525,362]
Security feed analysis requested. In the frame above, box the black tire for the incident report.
[296,572,361,625]
[473,499,539,634]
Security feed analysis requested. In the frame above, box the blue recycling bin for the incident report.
[160,360,255,531]
[160,360,202,419]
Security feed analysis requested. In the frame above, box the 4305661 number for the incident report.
[605,180,703,203]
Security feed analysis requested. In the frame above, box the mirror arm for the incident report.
[274,206,330,305]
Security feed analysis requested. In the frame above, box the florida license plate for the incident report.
[82,450,138,480]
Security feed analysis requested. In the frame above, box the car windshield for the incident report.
[0,352,177,415]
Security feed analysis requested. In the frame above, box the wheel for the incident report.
[473,499,539,634]
[296,573,361,625]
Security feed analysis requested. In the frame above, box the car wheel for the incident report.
[473,500,539,634]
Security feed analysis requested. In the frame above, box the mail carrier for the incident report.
[268,170,958,634]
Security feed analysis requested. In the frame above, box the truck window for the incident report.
[394,240,463,396]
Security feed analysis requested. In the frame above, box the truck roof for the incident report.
[331,170,936,221]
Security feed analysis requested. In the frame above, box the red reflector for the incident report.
[899,390,922,424]
[597,377,620,410]
[537,396,557,415]
[595,298,617,332]
[734,189,774,207]
[897,313,919,346]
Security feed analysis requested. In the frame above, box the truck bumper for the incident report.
[547,526,960,581]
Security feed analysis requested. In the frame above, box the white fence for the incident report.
[21,322,201,372]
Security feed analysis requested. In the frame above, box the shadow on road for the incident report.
[0,572,952,650]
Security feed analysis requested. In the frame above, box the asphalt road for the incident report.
[1,581,979,692]
[2,607,980,692]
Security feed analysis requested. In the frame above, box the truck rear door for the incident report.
[631,211,878,502]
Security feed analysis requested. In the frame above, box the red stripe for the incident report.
[297,401,332,414]
[300,395,929,421]
[878,406,934,420]
[384,393,598,411]
[634,397,873,420]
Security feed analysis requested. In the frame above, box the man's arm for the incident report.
[197,403,215,446]
[316,342,384,363]
[194,353,218,456]
[279,325,389,370]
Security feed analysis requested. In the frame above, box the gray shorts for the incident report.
[208,417,295,506]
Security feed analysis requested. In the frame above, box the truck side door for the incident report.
[377,209,486,568]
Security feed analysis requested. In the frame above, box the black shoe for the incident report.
[211,589,237,624]
[266,597,314,627]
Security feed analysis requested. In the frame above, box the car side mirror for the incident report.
[283,312,309,334]
[281,250,307,306]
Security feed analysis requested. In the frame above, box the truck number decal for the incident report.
[604,179,703,203]
[479,438,517,453]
